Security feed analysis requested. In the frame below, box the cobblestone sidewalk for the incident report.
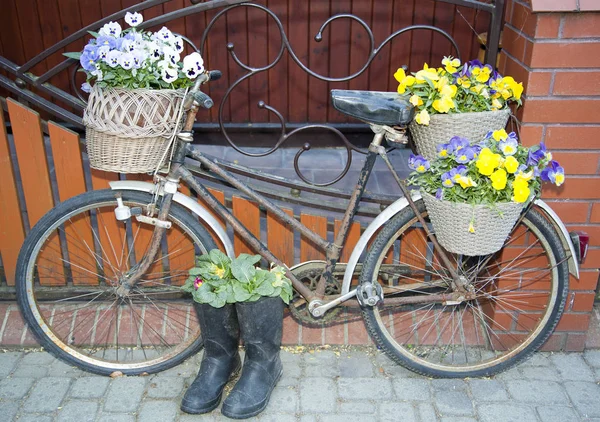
[1,346,600,422]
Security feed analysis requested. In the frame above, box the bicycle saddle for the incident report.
[331,90,414,126]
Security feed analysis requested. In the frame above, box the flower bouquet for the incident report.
[181,250,293,308]
[408,129,564,256]
[66,12,206,173]
[394,57,523,161]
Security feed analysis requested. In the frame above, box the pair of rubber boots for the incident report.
[181,297,284,419]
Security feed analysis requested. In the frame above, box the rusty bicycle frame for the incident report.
[115,72,473,319]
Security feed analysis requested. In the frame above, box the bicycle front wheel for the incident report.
[361,200,569,378]
[16,189,216,375]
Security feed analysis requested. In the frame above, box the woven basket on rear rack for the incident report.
[408,109,511,161]
[83,86,185,173]
[421,191,523,256]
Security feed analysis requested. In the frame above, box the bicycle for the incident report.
[15,70,581,379]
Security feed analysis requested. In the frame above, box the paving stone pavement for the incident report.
[1,347,600,421]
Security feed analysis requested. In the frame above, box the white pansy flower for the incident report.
[121,39,137,53]
[97,45,110,60]
[153,26,173,43]
[183,63,200,79]
[183,52,204,73]
[124,11,143,27]
[131,50,147,69]
[161,67,178,84]
[157,59,173,70]
[172,37,184,53]
[119,53,134,70]
[162,46,180,67]
[99,21,122,38]
[105,50,122,68]
[145,41,162,62]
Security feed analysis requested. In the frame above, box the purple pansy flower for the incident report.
[455,146,477,164]
[527,142,547,166]
[499,137,518,156]
[541,160,565,186]
[96,35,117,49]
[80,48,99,71]
[441,171,455,188]
[435,188,444,200]
[408,154,430,173]
[449,136,470,153]
[436,143,454,158]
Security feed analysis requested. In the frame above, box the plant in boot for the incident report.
[181,249,293,418]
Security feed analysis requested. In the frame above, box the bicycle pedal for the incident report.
[356,282,383,307]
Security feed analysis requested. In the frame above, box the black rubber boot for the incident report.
[181,303,241,414]
[221,297,284,419]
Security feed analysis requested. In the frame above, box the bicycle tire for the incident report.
[360,200,569,378]
[16,189,216,376]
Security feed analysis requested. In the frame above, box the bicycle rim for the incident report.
[361,203,568,377]
[17,190,215,375]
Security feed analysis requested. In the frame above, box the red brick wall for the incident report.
[500,0,600,351]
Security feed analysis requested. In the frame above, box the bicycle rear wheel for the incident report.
[16,189,216,375]
[360,200,569,378]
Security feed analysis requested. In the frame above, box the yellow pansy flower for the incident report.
[512,179,531,203]
[415,109,430,125]
[440,84,458,98]
[515,169,534,182]
[457,76,471,88]
[394,68,407,83]
[490,168,508,190]
[503,76,524,100]
[503,155,519,173]
[492,129,508,142]
[409,94,423,107]
[442,56,461,74]
[456,175,477,189]
[415,64,440,82]
[476,148,502,176]
[432,96,455,113]
[492,98,503,110]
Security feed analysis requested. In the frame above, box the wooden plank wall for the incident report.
[0,99,370,286]
[0,0,491,124]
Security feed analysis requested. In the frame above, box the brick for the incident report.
[503,25,534,64]
[566,225,600,247]
[541,177,600,200]
[552,151,599,175]
[570,271,599,291]
[553,72,600,96]
[2,308,27,346]
[527,71,552,96]
[522,99,600,124]
[530,42,600,68]
[510,1,537,37]
[282,315,299,345]
[23,377,72,413]
[556,312,591,331]
[545,201,589,223]
[592,203,600,223]
[562,14,600,38]
[582,249,600,269]
[519,124,544,146]
[565,332,587,351]
[530,0,578,12]
[570,292,597,312]
[346,318,370,345]
[301,325,323,345]
[580,0,600,11]
[535,14,561,39]
[545,126,600,150]
[323,321,344,345]
[540,332,566,351]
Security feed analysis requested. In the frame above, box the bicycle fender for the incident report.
[108,180,235,259]
[341,195,580,294]
[534,199,580,279]
[341,192,422,295]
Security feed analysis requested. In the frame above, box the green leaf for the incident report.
[209,249,231,269]
[63,52,82,60]
[233,283,252,302]
[194,282,217,305]
[87,30,100,38]
[103,72,115,81]
[231,256,257,284]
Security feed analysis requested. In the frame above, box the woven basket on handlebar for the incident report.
[421,190,523,256]
[408,109,511,161]
[83,86,185,173]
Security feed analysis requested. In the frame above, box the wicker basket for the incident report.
[408,109,511,161]
[421,191,523,256]
[83,86,185,173]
